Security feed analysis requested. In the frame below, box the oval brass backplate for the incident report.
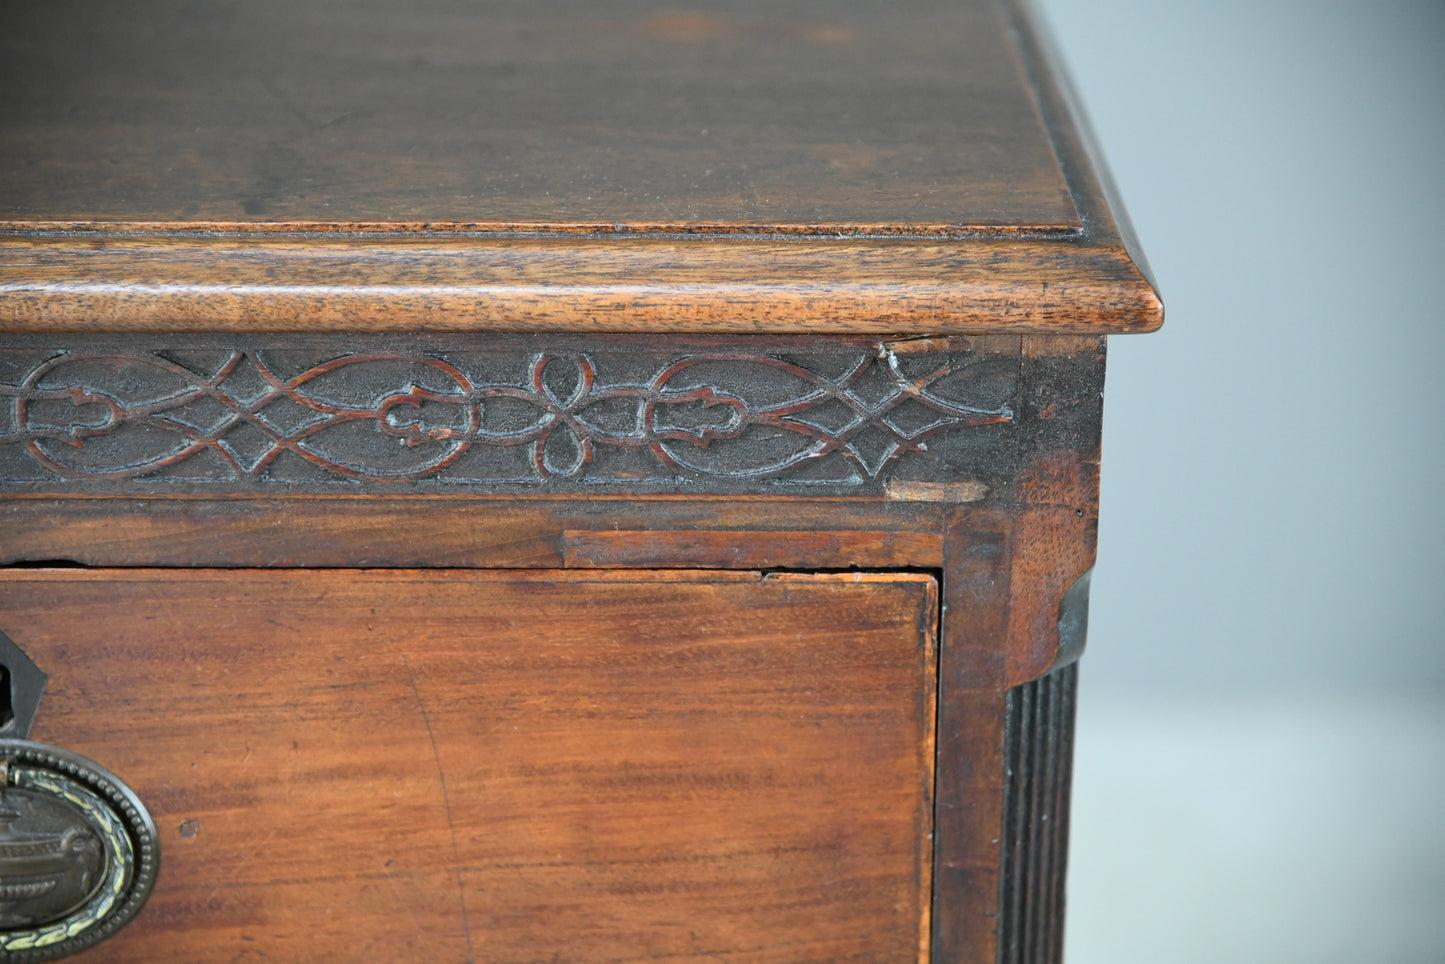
[0,741,159,961]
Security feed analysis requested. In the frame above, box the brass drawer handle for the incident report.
[0,742,159,961]
[0,634,159,961]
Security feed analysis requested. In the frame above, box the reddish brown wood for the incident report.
[1000,0,1159,297]
[0,0,1161,336]
[1006,336,1106,686]
[0,1,1161,959]
[0,1,1073,234]
[0,569,937,963]
[0,498,946,570]
[564,529,943,570]
[0,332,1113,960]
[0,235,1159,336]
[932,508,1013,963]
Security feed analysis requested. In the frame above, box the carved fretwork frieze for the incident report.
[0,337,1018,494]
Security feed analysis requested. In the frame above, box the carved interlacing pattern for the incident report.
[0,348,1013,487]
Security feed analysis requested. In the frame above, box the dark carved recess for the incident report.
[998,662,1078,964]
[0,337,1017,494]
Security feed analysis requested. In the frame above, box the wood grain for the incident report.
[932,508,1013,963]
[1006,336,1105,686]
[1002,0,1160,296]
[0,235,1161,335]
[0,0,1074,234]
[563,529,942,570]
[0,569,938,963]
[0,498,946,570]
[0,0,1163,336]
[0,1,1162,956]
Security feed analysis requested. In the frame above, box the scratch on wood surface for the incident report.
[400,654,475,962]
[884,480,989,503]
[879,335,978,354]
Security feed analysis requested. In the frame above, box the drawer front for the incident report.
[0,569,936,963]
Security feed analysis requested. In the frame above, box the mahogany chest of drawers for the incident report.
[0,1,1160,960]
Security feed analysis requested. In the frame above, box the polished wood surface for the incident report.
[0,498,947,571]
[0,569,938,963]
[0,2,1160,959]
[0,235,1161,335]
[0,0,1072,234]
[0,333,1112,962]
[0,0,1161,336]
[0,329,1105,692]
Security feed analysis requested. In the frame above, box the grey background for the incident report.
[1033,1,1445,961]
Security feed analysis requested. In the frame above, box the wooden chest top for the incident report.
[2,0,1076,235]
[0,0,1160,336]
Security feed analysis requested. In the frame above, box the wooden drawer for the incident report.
[0,569,937,963]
